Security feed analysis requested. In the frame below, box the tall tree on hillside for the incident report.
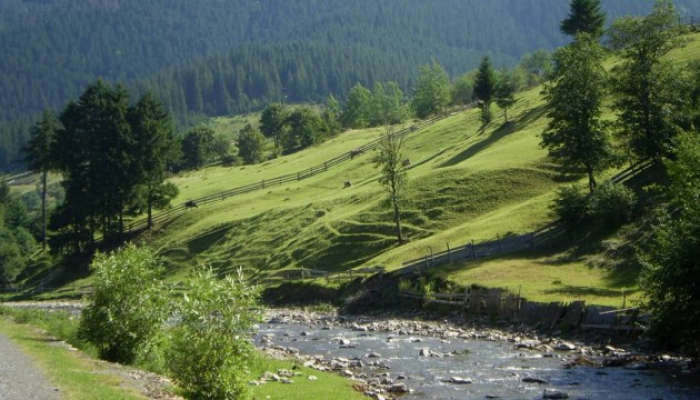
[259,102,288,155]
[24,109,58,250]
[451,72,475,107]
[609,0,688,161]
[51,80,135,250]
[128,92,180,230]
[237,124,266,164]
[342,83,373,129]
[374,129,408,245]
[541,34,614,192]
[285,107,324,152]
[641,131,700,355]
[495,69,522,123]
[474,56,497,124]
[411,61,451,119]
[180,126,215,170]
[371,81,409,127]
[560,0,606,39]
[321,94,342,137]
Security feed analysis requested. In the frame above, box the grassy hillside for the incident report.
[59,33,700,307]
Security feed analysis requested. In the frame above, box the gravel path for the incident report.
[0,331,61,400]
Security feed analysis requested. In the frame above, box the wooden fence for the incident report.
[125,110,461,232]
[258,266,386,285]
[400,287,643,332]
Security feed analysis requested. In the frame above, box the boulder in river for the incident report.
[441,377,472,384]
[543,389,569,399]
[523,377,548,384]
[389,383,409,393]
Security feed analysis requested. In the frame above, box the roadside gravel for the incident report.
[0,331,61,400]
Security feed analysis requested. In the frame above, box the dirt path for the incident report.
[0,331,61,400]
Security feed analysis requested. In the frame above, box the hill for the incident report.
[2,0,700,170]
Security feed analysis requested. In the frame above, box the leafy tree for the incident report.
[641,131,700,356]
[495,69,522,123]
[321,94,342,137]
[79,244,169,363]
[23,109,58,250]
[168,267,261,400]
[371,81,409,127]
[236,124,266,164]
[411,61,451,119]
[451,72,475,107]
[609,0,687,161]
[541,34,614,192]
[285,107,324,152]
[560,0,606,39]
[259,103,288,155]
[211,134,232,163]
[374,129,408,244]
[342,83,372,129]
[519,49,554,87]
[474,56,497,124]
[128,92,180,230]
[180,126,215,170]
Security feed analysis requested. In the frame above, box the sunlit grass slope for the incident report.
[143,33,700,306]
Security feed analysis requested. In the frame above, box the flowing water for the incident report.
[257,321,700,400]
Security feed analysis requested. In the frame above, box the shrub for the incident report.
[588,182,637,224]
[78,244,169,364]
[168,267,261,400]
[551,185,589,225]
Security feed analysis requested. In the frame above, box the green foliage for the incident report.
[474,56,497,124]
[284,107,325,153]
[180,126,216,170]
[552,186,590,225]
[237,124,267,164]
[450,72,475,106]
[322,95,342,137]
[519,49,554,87]
[373,131,408,244]
[641,132,700,355]
[609,0,688,161]
[259,103,289,155]
[78,244,169,364]
[168,267,261,400]
[541,34,614,192]
[411,61,451,119]
[342,83,372,129]
[370,82,409,127]
[495,69,522,123]
[560,0,606,38]
[552,183,636,226]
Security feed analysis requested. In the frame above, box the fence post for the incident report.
[262,179,266,189]
[324,162,328,171]
[429,247,434,267]
[471,240,476,260]
[424,255,429,271]
[497,234,503,253]
[447,243,452,264]
[298,172,301,180]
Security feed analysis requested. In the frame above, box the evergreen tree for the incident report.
[495,69,521,123]
[128,92,180,230]
[541,34,614,193]
[609,0,687,161]
[410,61,450,119]
[560,0,606,39]
[474,56,497,124]
[24,109,58,250]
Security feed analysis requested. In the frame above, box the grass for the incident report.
[0,312,147,399]
[38,32,700,307]
[0,307,366,400]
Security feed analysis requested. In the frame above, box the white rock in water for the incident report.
[441,377,472,384]
[543,389,569,399]
[554,342,577,351]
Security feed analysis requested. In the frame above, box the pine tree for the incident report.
[560,0,606,39]
[474,56,497,124]
[24,109,58,250]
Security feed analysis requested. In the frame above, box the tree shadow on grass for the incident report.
[438,105,548,168]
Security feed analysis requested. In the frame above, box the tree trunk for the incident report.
[40,170,47,251]
[147,190,153,230]
[393,197,404,244]
[587,165,597,193]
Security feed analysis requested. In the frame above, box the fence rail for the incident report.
[401,287,642,332]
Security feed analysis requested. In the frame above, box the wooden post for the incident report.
[424,255,429,271]
[324,162,328,171]
[297,172,301,180]
[262,179,266,189]
[497,233,503,253]
[447,243,452,264]
[429,247,434,267]
[471,240,476,260]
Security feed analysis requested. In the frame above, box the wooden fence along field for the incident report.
[125,110,459,232]
[400,287,642,333]
[258,266,386,285]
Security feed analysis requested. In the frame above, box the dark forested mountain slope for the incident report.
[1,0,699,170]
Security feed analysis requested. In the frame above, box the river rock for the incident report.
[523,377,548,384]
[543,389,569,399]
[261,372,280,381]
[281,378,294,384]
[623,362,648,370]
[555,342,577,351]
[340,369,354,378]
[389,383,409,393]
[366,352,382,358]
[441,377,472,384]
[278,369,292,377]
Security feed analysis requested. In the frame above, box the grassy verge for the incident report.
[0,311,147,399]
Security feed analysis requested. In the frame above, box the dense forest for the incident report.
[2,0,700,171]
